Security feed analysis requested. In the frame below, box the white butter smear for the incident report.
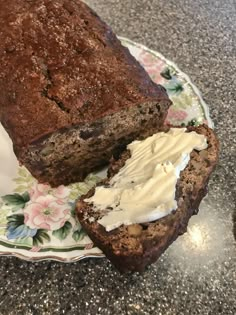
[85,128,208,231]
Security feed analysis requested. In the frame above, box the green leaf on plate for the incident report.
[2,192,30,211]
[14,185,29,194]
[188,119,200,127]
[18,167,28,177]
[69,174,101,200]
[7,214,25,226]
[33,229,50,247]
[160,67,172,80]
[10,205,25,212]
[13,167,36,192]
[72,222,87,242]
[72,226,86,242]
[14,236,33,246]
[70,202,77,217]
[170,92,193,110]
[2,193,25,205]
[69,190,80,201]
[52,221,72,241]
[0,227,6,236]
[22,192,30,203]
[165,81,184,95]
[14,178,26,184]
[85,174,101,184]
[0,209,9,225]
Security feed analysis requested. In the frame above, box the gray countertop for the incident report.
[0,0,235,314]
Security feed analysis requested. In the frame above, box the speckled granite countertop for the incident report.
[0,0,235,314]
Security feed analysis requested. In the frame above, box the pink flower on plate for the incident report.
[29,183,50,201]
[30,183,70,203]
[165,108,188,125]
[139,50,159,66]
[145,65,166,85]
[24,195,70,231]
[52,185,70,200]
[138,51,166,84]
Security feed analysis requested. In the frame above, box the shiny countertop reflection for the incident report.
[0,0,235,314]
[168,196,233,271]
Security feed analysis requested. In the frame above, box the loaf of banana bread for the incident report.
[0,0,171,186]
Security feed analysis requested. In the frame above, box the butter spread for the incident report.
[85,128,208,231]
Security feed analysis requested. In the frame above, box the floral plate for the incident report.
[0,37,212,262]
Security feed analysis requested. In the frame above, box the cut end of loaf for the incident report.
[19,99,170,187]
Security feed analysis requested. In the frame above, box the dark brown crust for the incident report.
[77,125,219,272]
[0,0,170,152]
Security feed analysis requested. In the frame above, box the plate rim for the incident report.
[119,36,214,128]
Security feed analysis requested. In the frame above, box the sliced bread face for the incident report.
[77,125,219,272]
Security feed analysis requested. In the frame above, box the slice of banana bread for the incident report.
[77,125,219,272]
[0,0,171,186]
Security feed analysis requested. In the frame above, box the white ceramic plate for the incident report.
[0,37,212,262]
